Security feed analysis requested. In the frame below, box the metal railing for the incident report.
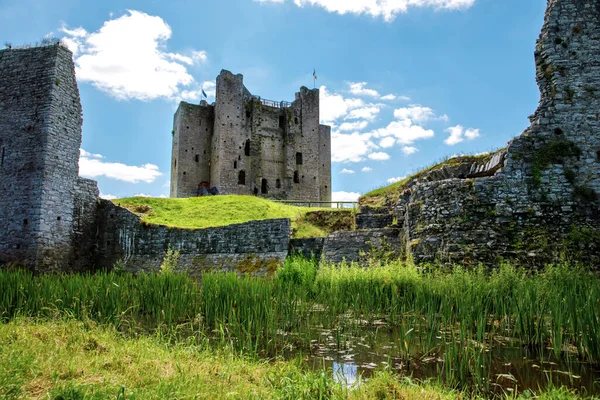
[273,200,358,209]
[247,96,293,109]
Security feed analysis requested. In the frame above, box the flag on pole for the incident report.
[313,69,317,80]
[202,89,208,98]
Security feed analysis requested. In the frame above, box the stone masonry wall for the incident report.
[172,70,331,201]
[0,44,88,270]
[171,102,214,197]
[94,200,291,276]
[401,0,600,266]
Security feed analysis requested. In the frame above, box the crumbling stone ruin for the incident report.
[171,70,332,202]
[0,44,100,271]
[0,0,597,272]
[345,0,600,266]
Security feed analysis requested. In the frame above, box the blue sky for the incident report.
[0,0,547,201]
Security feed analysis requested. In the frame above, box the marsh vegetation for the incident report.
[1,258,599,398]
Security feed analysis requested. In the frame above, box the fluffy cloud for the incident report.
[340,168,356,174]
[371,119,434,145]
[362,166,372,172]
[332,191,361,202]
[60,10,208,101]
[402,146,419,155]
[345,106,381,121]
[258,0,475,21]
[79,149,163,183]
[338,120,369,132]
[368,152,390,161]
[320,86,365,124]
[387,176,407,184]
[331,131,377,163]
[379,137,396,148]
[444,125,481,145]
[393,105,435,123]
[349,82,380,98]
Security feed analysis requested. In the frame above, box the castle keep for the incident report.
[171,70,332,201]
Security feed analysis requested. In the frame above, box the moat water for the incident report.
[289,325,600,397]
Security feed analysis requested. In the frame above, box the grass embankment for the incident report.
[113,196,353,239]
[1,260,598,398]
[360,152,501,206]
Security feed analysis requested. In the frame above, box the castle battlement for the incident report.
[171,70,332,201]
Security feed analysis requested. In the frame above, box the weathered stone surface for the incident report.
[322,229,402,263]
[171,70,332,202]
[0,44,100,271]
[95,200,291,275]
[399,0,600,266]
[355,214,394,230]
[289,238,325,259]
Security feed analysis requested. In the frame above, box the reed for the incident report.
[1,258,599,396]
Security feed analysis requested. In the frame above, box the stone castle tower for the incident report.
[170,70,332,201]
[0,44,99,271]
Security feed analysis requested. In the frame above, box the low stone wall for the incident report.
[322,228,402,264]
[289,238,325,259]
[95,200,290,276]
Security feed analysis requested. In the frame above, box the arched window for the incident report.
[276,179,281,189]
[238,170,246,185]
[244,140,251,156]
[293,171,300,184]
[261,179,268,194]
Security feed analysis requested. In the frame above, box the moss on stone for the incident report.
[531,139,581,187]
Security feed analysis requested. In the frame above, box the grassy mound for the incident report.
[113,195,352,239]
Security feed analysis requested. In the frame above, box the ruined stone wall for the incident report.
[71,178,100,271]
[172,70,332,201]
[171,102,214,197]
[94,200,290,276]
[0,44,89,270]
[401,0,600,266]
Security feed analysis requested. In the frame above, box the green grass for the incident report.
[0,319,582,399]
[1,259,598,397]
[113,195,348,238]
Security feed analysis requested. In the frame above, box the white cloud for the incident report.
[278,0,476,22]
[340,168,356,174]
[371,119,435,145]
[402,146,419,155]
[394,105,435,123]
[320,86,365,124]
[332,191,361,202]
[100,192,117,200]
[379,137,396,148]
[465,128,480,140]
[331,131,377,163]
[60,10,208,101]
[368,152,390,161]
[387,176,407,184]
[79,149,163,183]
[345,106,381,121]
[381,94,396,101]
[349,82,380,98]
[362,166,372,172]
[339,120,368,132]
[80,149,103,159]
[444,125,480,145]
